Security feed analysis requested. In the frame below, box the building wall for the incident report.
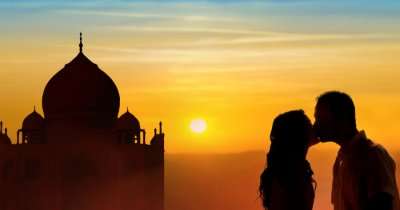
[0,143,164,210]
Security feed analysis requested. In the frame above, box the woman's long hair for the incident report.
[259,110,315,209]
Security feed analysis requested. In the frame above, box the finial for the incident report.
[159,121,163,134]
[5,128,7,135]
[127,107,129,113]
[79,32,83,53]
[33,105,36,112]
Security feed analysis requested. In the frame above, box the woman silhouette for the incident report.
[259,110,315,210]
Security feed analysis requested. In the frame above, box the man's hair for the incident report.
[316,91,356,128]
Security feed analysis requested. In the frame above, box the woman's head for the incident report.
[269,110,313,159]
[259,110,314,209]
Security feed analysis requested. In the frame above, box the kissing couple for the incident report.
[259,91,400,210]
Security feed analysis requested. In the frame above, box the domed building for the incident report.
[0,34,165,210]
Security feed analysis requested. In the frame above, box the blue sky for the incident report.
[1,0,399,34]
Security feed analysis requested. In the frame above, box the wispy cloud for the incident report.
[184,33,397,46]
[56,9,238,22]
[106,25,277,35]
[103,25,398,43]
[81,45,319,64]
[0,1,105,9]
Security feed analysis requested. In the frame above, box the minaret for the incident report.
[159,121,163,134]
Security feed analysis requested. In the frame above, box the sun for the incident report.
[190,119,207,134]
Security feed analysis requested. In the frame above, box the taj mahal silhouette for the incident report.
[0,33,164,210]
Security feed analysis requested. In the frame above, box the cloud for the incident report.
[56,9,237,22]
[103,25,397,42]
[0,1,103,9]
[105,25,276,35]
[183,33,396,46]
[81,45,314,64]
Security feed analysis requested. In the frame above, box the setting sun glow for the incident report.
[190,119,207,134]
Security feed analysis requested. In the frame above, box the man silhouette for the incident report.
[313,91,400,210]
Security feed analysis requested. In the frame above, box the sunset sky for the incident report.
[0,0,400,153]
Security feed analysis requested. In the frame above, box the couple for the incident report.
[259,91,400,210]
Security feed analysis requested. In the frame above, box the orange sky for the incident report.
[1,2,399,210]
[0,1,400,154]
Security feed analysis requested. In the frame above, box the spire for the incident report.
[79,32,83,53]
[33,105,36,112]
[159,121,163,134]
[127,107,129,113]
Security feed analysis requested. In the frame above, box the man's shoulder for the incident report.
[366,139,389,156]
[365,140,396,167]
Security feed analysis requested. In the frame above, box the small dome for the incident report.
[22,109,45,130]
[116,109,140,133]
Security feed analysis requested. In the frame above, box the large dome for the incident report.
[42,49,120,127]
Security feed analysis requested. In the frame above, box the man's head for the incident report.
[314,91,357,144]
